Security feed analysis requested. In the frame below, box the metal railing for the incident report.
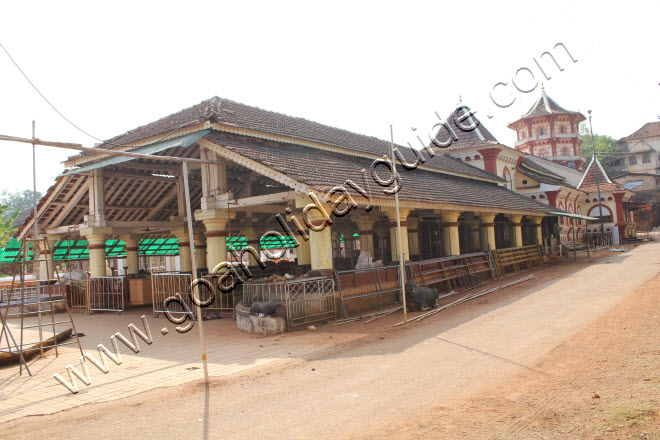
[88,276,125,314]
[242,277,335,328]
[151,273,196,319]
[334,266,401,318]
[68,279,88,312]
[202,273,239,316]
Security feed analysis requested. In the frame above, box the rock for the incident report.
[308,325,317,331]
[592,393,600,399]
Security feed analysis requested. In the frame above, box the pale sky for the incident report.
[1,1,658,194]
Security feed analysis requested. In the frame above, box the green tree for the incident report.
[0,188,42,222]
[578,122,620,174]
[0,205,19,248]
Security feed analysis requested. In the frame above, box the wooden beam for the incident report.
[229,191,296,208]
[105,220,183,229]
[146,190,178,221]
[104,171,179,183]
[50,177,89,228]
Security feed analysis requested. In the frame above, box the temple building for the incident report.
[12,96,561,280]
[435,92,637,244]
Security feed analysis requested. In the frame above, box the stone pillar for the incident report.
[297,235,311,266]
[407,217,420,258]
[81,227,111,277]
[173,228,192,272]
[382,208,411,262]
[353,217,375,257]
[195,210,234,273]
[295,197,333,270]
[510,214,524,247]
[480,213,497,251]
[442,211,461,256]
[194,235,207,270]
[120,235,140,275]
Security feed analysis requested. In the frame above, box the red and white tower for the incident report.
[508,88,586,170]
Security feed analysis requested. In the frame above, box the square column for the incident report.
[441,211,461,256]
[195,209,234,273]
[39,235,61,280]
[480,213,497,251]
[510,214,524,247]
[240,228,262,267]
[81,227,112,277]
[120,234,141,275]
[382,208,411,262]
[295,197,333,270]
[534,216,544,245]
[172,228,192,273]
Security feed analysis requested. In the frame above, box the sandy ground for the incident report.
[2,244,659,439]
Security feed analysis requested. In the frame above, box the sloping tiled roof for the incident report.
[622,121,660,140]
[206,132,555,214]
[73,97,498,182]
[430,105,500,153]
[578,157,626,193]
[509,90,585,126]
[517,157,566,186]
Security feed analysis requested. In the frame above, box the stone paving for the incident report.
[0,307,367,423]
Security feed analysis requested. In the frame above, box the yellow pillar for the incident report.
[81,227,111,278]
[442,211,461,256]
[196,209,234,273]
[173,228,192,272]
[38,235,60,280]
[120,235,140,275]
[295,197,333,270]
[510,214,524,247]
[194,235,207,269]
[353,217,375,257]
[382,208,411,262]
[480,213,497,251]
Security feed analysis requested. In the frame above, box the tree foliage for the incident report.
[0,205,19,248]
[578,122,620,174]
[0,188,41,222]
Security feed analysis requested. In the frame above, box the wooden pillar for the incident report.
[535,218,544,245]
[441,211,461,256]
[120,235,140,275]
[407,217,420,258]
[88,168,106,226]
[382,208,411,262]
[194,235,207,270]
[38,235,60,280]
[173,228,192,272]
[480,213,497,251]
[510,214,524,247]
[241,229,262,267]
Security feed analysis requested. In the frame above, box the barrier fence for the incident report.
[334,266,401,319]
[202,273,239,316]
[242,277,335,328]
[68,279,88,312]
[491,245,543,276]
[87,276,125,314]
[151,273,196,319]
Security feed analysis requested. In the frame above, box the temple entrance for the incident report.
[418,218,443,260]
[458,212,480,254]
[494,214,514,249]
[521,216,537,245]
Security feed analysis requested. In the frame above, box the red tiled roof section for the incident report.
[78,97,498,181]
[623,121,660,140]
[207,132,555,213]
[578,159,626,193]
[430,106,500,153]
[509,90,585,127]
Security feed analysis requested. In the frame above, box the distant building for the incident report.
[507,88,586,170]
[607,121,660,191]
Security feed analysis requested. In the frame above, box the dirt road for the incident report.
[3,243,659,439]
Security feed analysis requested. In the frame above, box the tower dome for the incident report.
[507,89,586,170]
